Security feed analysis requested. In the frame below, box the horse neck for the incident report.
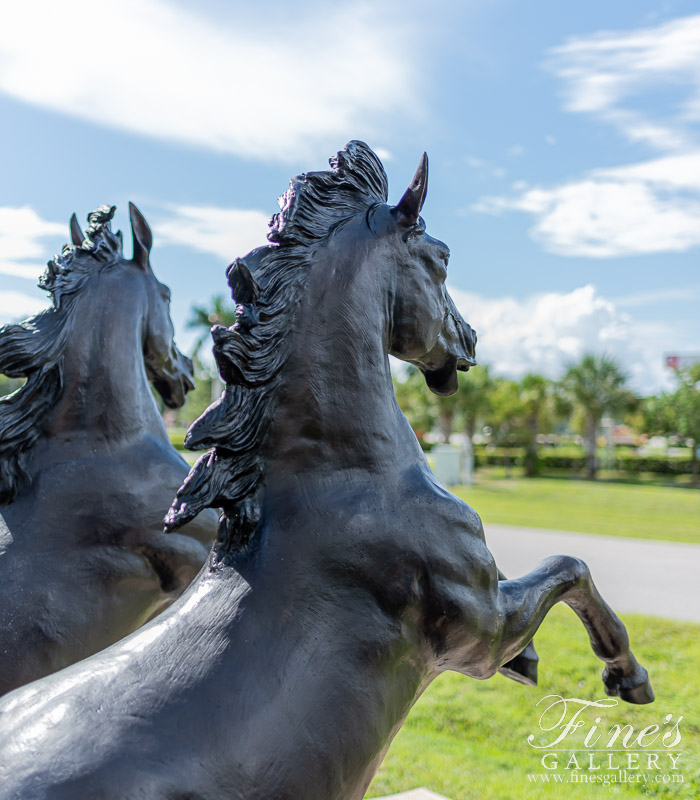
[45,281,167,448]
[266,245,420,478]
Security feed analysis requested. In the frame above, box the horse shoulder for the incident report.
[331,472,494,618]
[390,469,496,584]
[385,477,501,673]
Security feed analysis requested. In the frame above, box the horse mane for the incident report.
[164,141,388,558]
[0,206,123,504]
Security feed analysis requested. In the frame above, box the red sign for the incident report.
[665,354,700,371]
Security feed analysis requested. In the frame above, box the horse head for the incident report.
[368,153,477,396]
[128,203,194,408]
[71,203,194,408]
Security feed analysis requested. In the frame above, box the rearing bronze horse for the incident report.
[0,143,652,800]
[0,204,216,696]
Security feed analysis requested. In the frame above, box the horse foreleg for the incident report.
[496,568,539,687]
[493,555,654,705]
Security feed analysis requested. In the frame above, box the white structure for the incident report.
[430,445,461,486]
[374,790,452,800]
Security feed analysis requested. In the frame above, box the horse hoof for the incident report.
[499,645,539,687]
[603,665,655,705]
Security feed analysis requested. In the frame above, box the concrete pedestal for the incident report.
[371,789,453,800]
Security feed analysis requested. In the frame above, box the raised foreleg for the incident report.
[492,556,654,704]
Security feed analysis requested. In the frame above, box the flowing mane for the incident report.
[0,206,123,504]
[164,141,388,557]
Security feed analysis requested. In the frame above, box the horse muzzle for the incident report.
[422,311,477,396]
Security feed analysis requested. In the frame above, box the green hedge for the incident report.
[539,451,587,471]
[473,446,693,475]
[473,447,524,468]
[614,454,693,475]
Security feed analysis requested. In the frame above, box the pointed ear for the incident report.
[392,152,428,226]
[70,213,85,247]
[129,201,153,270]
[227,259,260,304]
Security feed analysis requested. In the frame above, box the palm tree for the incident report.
[455,365,495,444]
[393,367,437,444]
[187,296,237,360]
[560,355,636,480]
[642,364,700,486]
[519,373,555,477]
[394,365,495,449]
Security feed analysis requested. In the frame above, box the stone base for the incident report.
[370,789,452,800]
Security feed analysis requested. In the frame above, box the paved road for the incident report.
[485,524,700,622]
[374,791,450,800]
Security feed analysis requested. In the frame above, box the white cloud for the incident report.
[546,14,700,151]
[472,16,700,257]
[154,205,271,262]
[449,283,685,393]
[465,156,486,168]
[0,1,415,162]
[473,176,700,257]
[374,148,394,162]
[594,150,700,189]
[615,284,700,308]
[0,206,64,281]
[0,290,48,324]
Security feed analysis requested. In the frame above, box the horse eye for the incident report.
[403,226,425,242]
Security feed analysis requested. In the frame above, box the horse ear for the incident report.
[129,201,153,270]
[227,259,260,304]
[70,213,85,247]
[393,152,428,226]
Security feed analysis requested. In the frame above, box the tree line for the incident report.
[393,355,700,485]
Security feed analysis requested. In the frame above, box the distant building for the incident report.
[665,354,700,371]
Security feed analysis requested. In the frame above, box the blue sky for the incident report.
[1,0,699,393]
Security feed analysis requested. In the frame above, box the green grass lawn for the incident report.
[452,471,700,544]
[366,606,699,799]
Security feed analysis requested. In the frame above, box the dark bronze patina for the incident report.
[0,145,652,800]
[0,204,216,696]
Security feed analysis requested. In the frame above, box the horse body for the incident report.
[0,439,211,691]
[0,145,652,799]
[0,204,216,695]
[0,462,488,800]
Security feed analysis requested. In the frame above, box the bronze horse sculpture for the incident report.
[0,143,653,800]
[0,204,216,696]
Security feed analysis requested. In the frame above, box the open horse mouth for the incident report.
[457,354,478,371]
[148,350,195,409]
[422,312,477,396]
[424,352,477,396]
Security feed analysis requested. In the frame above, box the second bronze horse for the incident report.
[0,204,216,696]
